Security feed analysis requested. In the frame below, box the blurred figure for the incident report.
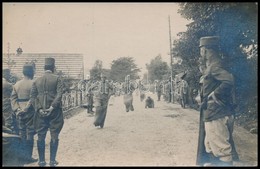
[145,96,154,108]
[92,75,114,128]
[123,75,135,112]
[155,81,163,101]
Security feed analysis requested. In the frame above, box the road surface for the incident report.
[25,93,257,166]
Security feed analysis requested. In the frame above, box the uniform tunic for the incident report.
[2,78,14,129]
[202,62,234,121]
[30,72,64,136]
[11,78,35,139]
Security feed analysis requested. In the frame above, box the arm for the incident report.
[30,81,40,112]
[208,66,234,101]
[51,76,64,109]
[10,86,20,112]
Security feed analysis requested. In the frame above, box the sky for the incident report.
[3,3,191,76]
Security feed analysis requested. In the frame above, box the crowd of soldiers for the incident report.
[3,36,238,167]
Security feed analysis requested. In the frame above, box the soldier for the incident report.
[155,81,163,101]
[123,75,135,112]
[197,36,238,166]
[30,58,64,167]
[3,68,16,133]
[85,80,94,114]
[145,96,154,108]
[180,74,189,108]
[10,63,38,163]
[92,75,114,128]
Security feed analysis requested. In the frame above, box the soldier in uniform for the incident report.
[85,80,94,114]
[155,81,163,101]
[123,75,135,112]
[197,36,238,166]
[10,63,38,163]
[180,74,189,108]
[92,75,114,128]
[3,68,16,133]
[30,58,64,167]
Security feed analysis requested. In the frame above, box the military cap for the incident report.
[23,63,34,72]
[199,36,220,48]
[45,57,55,66]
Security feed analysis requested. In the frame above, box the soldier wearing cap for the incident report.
[10,63,38,163]
[197,36,238,166]
[30,57,64,166]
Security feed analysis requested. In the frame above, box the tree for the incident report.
[146,54,170,82]
[90,60,103,81]
[175,2,257,115]
[110,57,140,82]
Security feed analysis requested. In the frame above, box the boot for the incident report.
[37,140,46,167]
[25,140,38,163]
[49,139,59,167]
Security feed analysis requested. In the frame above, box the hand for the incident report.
[45,106,54,113]
[39,109,51,117]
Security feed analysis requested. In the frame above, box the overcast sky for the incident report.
[3,3,190,75]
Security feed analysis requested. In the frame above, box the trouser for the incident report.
[204,115,234,164]
[37,133,60,166]
[157,92,161,101]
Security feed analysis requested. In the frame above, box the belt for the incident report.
[17,98,30,102]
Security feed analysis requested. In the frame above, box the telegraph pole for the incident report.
[168,16,173,80]
[168,15,173,103]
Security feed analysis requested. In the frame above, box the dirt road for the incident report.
[27,93,257,166]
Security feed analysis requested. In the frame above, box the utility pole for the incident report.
[168,15,173,103]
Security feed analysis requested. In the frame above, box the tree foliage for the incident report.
[90,60,103,81]
[110,57,140,82]
[175,2,258,115]
[146,54,170,82]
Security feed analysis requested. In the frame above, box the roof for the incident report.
[3,53,84,79]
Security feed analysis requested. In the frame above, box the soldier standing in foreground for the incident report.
[10,64,38,164]
[30,58,64,167]
[197,36,238,166]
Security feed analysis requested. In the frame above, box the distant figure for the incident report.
[155,81,163,101]
[92,75,114,128]
[123,75,135,112]
[145,96,154,108]
[180,76,189,108]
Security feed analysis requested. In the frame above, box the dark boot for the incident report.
[49,139,59,167]
[24,140,38,163]
[37,140,46,167]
